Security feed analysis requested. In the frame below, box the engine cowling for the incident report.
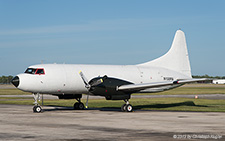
[88,75,134,100]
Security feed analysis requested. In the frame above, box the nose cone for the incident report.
[11,76,20,87]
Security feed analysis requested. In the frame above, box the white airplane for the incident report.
[11,30,205,113]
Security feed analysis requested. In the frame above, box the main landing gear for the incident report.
[73,97,85,110]
[33,93,42,113]
[121,99,133,112]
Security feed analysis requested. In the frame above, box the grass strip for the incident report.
[1,97,225,112]
[0,89,30,95]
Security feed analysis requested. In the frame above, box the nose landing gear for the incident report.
[33,93,42,113]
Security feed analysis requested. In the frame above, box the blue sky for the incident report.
[0,0,225,76]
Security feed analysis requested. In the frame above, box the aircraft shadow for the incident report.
[97,101,208,112]
[42,101,208,112]
[100,101,208,112]
[133,101,208,110]
[42,105,120,112]
[42,105,74,112]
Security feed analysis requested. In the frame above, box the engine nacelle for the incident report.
[88,76,134,100]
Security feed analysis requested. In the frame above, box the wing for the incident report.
[117,78,208,92]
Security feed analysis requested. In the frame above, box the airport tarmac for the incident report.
[0,104,224,141]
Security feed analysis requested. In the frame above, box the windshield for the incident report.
[25,68,36,74]
[25,68,45,75]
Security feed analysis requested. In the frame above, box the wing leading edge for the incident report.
[117,78,208,92]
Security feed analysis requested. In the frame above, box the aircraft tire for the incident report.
[121,104,126,112]
[33,106,42,113]
[74,102,79,110]
[33,106,37,112]
[78,103,84,110]
[74,102,84,110]
[125,104,133,112]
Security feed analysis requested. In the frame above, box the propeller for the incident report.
[79,71,104,108]
[85,94,89,108]
[79,71,104,89]
[79,71,90,108]
[79,71,90,89]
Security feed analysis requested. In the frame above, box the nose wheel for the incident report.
[121,99,133,112]
[33,105,42,113]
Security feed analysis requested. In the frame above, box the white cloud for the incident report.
[0,18,164,36]
[1,16,215,36]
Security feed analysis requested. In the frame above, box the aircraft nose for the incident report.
[11,76,20,87]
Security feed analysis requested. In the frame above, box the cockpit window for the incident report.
[35,69,45,75]
[25,68,45,75]
[25,68,36,74]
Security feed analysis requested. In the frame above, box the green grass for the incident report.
[90,98,225,112]
[1,84,225,112]
[1,97,225,112]
[131,98,225,112]
[0,89,30,95]
[1,84,225,96]
[0,97,32,100]
[162,87,225,95]
[136,86,225,95]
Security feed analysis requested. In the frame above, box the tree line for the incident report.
[192,74,225,79]
[0,76,14,84]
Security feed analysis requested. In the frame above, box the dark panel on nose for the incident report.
[11,76,20,87]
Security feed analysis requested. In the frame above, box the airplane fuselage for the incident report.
[16,64,188,95]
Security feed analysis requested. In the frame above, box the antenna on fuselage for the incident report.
[41,60,46,64]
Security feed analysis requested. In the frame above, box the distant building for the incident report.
[212,79,225,84]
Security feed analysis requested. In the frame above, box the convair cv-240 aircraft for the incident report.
[11,30,206,112]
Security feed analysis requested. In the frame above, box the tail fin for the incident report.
[138,30,192,78]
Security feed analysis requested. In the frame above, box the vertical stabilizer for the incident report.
[138,30,192,78]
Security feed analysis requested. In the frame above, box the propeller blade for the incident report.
[79,71,90,89]
[85,95,89,108]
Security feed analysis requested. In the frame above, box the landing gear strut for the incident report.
[74,97,85,110]
[121,99,133,112]
[33,93,42,113]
